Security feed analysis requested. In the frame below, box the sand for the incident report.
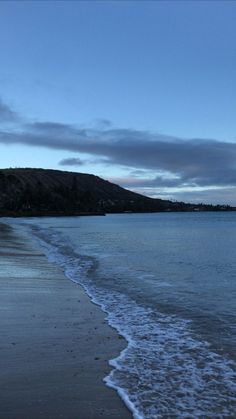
[0,222,132,419]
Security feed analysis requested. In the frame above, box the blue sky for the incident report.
[0,0,236,205]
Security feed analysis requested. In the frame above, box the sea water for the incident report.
[8,212,236,418]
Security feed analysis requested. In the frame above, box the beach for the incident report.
[1,213,236,418]
[0,222,132,419]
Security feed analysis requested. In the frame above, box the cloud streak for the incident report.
[59,157,85,166]
[1,99,236,192]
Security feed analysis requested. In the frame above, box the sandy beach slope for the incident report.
[0,223,132,419]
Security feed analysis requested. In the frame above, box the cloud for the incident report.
[107,175,185,189]
[59,157,85,166]
[0,98,18,122]
[117,184,236,206]
[92,119,112,129]
[0,103,236,193]
[158,187,236,206]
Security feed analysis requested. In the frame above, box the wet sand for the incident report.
[0,223,132,419]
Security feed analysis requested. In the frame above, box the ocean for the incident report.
[8,212,236,418]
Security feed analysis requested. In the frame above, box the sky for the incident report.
[0,0,236,205]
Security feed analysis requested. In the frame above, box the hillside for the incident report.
[0,168,232,216]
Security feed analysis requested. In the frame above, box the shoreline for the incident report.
[1,207,235,219]
[0,222,132,419]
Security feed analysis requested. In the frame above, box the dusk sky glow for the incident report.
[0,0,236,204]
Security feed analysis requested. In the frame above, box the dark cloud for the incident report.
[0,98,18,122]
[59,157,85,166]
[0,110,236,191]
[107,175,187,189]
[130,169,151,176]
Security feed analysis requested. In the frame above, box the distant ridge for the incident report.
[0,168,233,216]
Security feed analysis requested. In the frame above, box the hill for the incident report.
[0,168,233,216]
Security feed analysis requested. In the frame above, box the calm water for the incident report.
[9,212,236,418]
